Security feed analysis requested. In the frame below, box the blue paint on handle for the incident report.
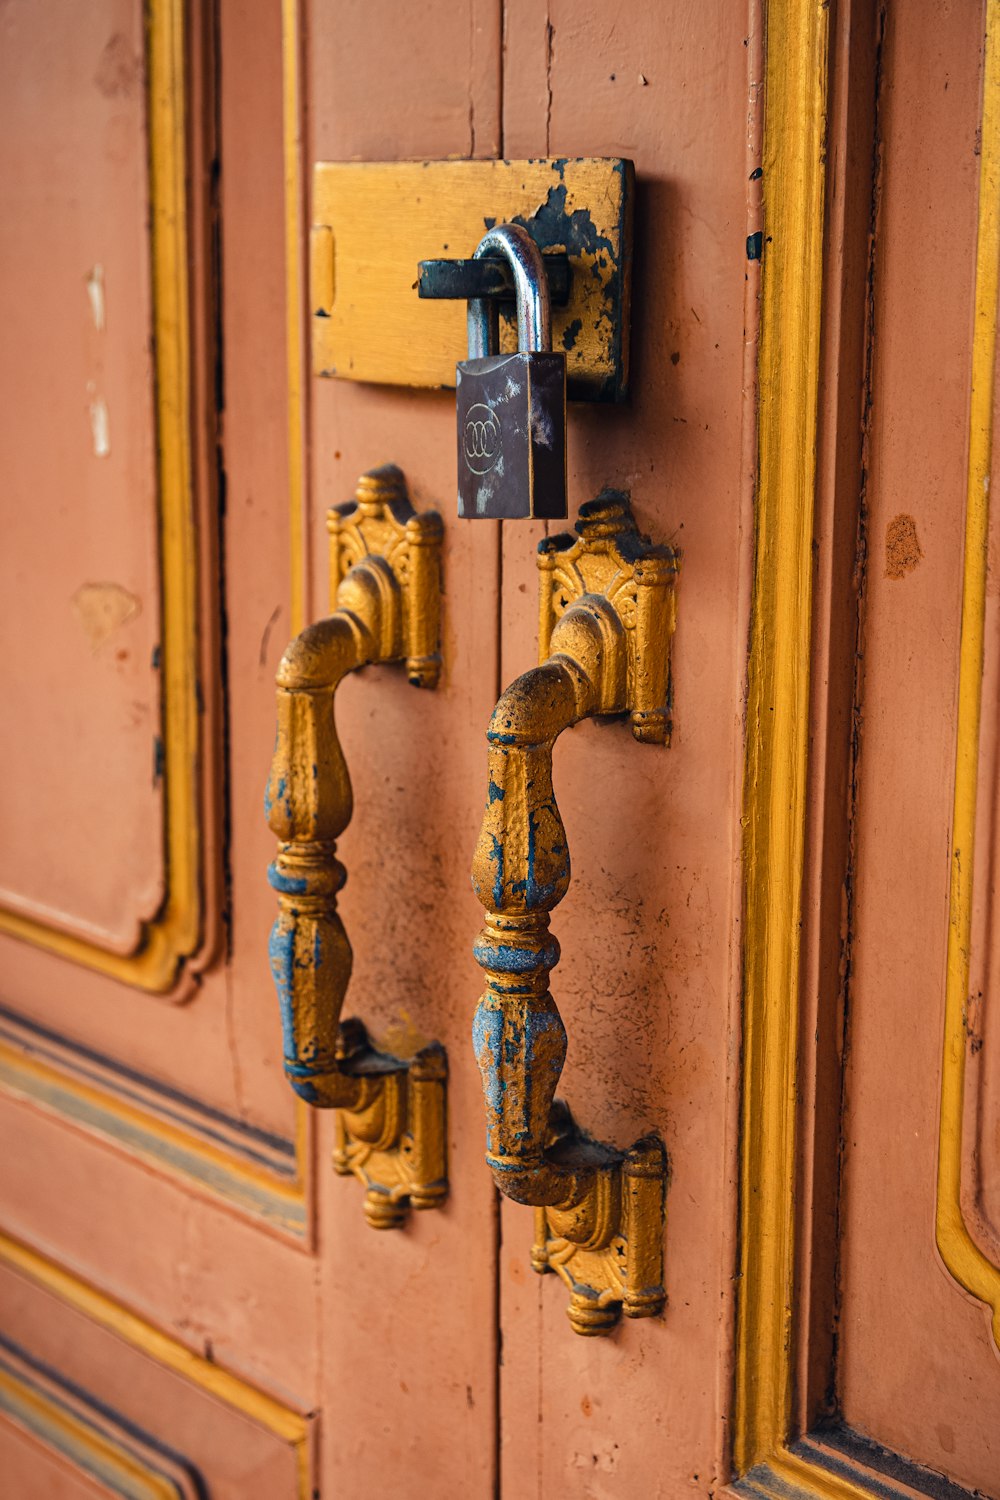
[267,862,309,895]
[473,939,558,975]
[472,1003,507,1113]
[269,917,299,1060]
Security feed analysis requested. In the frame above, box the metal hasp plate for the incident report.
[471,493,679,1333]
[310,158,633,401]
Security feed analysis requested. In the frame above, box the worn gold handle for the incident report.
[266,466,447,1228]
[472,492,678,1333]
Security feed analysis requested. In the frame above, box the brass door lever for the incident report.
[471,492,678,1332]
[266,466,448,1228]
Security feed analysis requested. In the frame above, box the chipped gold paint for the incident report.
[266,467,448,1228]
[310,158,632,400]
[471,494,677,1334]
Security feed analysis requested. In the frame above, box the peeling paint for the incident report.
[86,264,106,330]
[71,582,140,651]
[89,396,110,457]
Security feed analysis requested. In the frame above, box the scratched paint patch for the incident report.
[884,513,923,579]
[72,582,140,651]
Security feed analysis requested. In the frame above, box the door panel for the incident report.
[0,0,163,952]
[837,6,1000,1491]
[496,2,749,1493]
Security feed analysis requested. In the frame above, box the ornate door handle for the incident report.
[471,492,678,1333]
[266,466,448,1228]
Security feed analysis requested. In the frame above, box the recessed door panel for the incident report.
[0,0,162,952]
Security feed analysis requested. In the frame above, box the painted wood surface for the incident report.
[3,0,1000,1495]
[494,2,749,1493]
[836,4,1000,1494]
[0,0,162,951]
[305,4,503,1491]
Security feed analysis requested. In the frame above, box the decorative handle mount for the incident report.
[472,491,678,1333]
[266,466,448,1228]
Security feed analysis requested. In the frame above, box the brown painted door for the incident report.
[2,2,1000,1498]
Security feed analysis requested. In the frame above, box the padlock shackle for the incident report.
[466,224,552,359]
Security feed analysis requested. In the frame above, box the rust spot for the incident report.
[72,583,141,652]
[885,513,923,579]
[581,1394,593,1417]
[509,1255,525,1285]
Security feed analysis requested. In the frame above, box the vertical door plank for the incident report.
[497,3,753,1495]
[303,4,503,1494]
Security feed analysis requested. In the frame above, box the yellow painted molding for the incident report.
[734,0,830,1479]
[282,0,308,638]
[733,1449,887,1499]
[0,1029,306,1236]
[0,0,203,992]
[280,0,315,1220]
[0,1231,311,1497]
[936,0,1000,1353]
[0,1342,200,1500]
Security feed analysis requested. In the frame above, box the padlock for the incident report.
[456,224,567,520]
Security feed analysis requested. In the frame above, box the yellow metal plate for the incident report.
[310,158,633,401]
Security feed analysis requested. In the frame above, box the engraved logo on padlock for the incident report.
[455,224,567,520]
[463,403,502,474]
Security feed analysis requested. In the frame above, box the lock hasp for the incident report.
[310,158,633,401]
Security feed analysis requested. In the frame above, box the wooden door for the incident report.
[2,2,999,1498]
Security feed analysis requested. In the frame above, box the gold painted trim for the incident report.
[936,0,1000,1352]
[0,1232,312,1498]
[0,1032,306,1237]
[0,1343,200,1499]
[280,0,315,1217]
[0,0,202,991]
[283,0,308,637]
[734,0,830,1477]
[736,2,1000,1494]
[734,1452,879,1500]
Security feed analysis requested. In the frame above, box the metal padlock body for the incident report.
[456,224,567,520]
[456,350,566,519]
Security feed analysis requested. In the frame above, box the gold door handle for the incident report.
[266,466,447,1228]
[471,492,678,1333]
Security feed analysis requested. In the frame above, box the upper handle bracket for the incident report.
[540,491,679,742]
